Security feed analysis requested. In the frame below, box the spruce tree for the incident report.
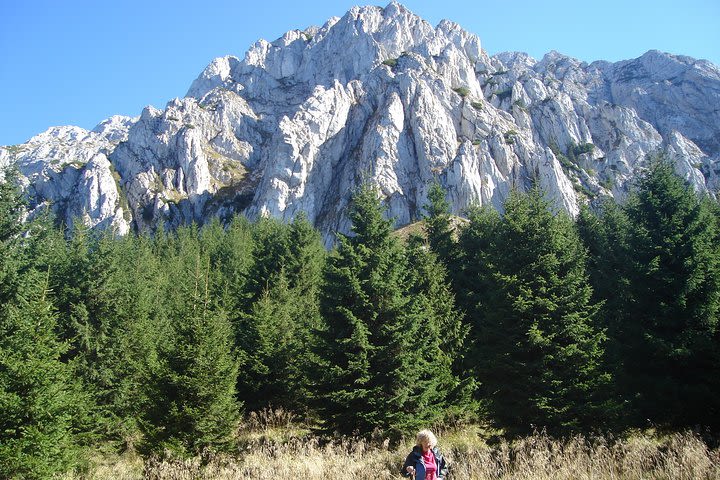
[576,201,633,316]
[237,214,324,413]
[454,205,501,381]
[237,272,297,412]
[0,165,27,305]
[282,214,325,410]
[203,216,255,317]
[248,217,291,301]
[405,235,476,420]
[423,181,457,269]
[0,269,85,478]
[576,201,634,426]
[473,188,610,435]
[139,250,240,458]
[48,222,94,358]
[0,165,25,247]
[314,183,465,439]
[73,232,170,444]
[621,159,720,428]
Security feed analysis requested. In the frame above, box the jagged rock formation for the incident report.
[2,2,719,241]
[0,122,135,234]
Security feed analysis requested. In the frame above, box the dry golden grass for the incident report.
[62,411,720,480]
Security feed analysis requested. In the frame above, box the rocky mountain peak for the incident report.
[92,115,138,144]
[2,2,719,242]
[188,2,485,101]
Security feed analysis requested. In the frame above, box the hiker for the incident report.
[401,429,448,479]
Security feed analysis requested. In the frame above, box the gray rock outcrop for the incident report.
[2,2,719,241]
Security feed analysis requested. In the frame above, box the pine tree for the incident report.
[248,217,291,301]
[48,222,94,358]
[576,201,633,316]
[285,212,326,292]
[314,183,466,439]
[472,188,610,435]
[621,159,720,428]
[454,205,501,384]
[0,269,85,478]
[237,272,297,412]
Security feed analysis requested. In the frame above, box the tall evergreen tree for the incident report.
[48,222,94,358]
[576,201,633,316]
[405,235,476,420]
[247,217,292,301]
[0,269,85,478]
[238,272,299,412]
[621,159,720,428]
[0,165,25,247]
[72,232,170,444]
[139,247,240,458]
[454,205,501,385]
[236,214,325,413]
[472,188,611,435]
[314,183,465,439]
[203,216,255,317]
[0,165,27,305]
[576,201,634,426]
[423,181,457,269]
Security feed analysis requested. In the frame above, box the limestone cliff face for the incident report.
[2,2,719,240]
[0,123,133,234]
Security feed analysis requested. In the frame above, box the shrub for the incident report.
[600,177,614,190]
[570,142,595,157]
[557,154,574,170]
[549,140,594,171]
[4,145,24,155]
[382,58,398,68]
[573,181,594,198]
[453,86,470,98]
[471,101,483,111]
[495,89,512,101]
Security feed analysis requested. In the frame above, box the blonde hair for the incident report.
[416,429,438,448]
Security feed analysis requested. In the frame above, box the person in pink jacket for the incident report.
[401,429,448,480]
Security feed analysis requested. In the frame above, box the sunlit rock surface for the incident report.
[2,2,719,241]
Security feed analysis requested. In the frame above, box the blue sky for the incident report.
[1,0,718,147]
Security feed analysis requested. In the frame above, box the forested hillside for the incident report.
[1,158,719,478]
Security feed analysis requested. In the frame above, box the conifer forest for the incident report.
[1,159,720,478]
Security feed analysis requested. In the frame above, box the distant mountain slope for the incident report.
[2,2,718,240]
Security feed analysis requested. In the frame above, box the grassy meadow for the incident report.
[61,410,720,480]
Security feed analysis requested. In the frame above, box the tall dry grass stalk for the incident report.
[448,431,720,480]
[63,418,720,480]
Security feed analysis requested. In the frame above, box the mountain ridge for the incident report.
[1,1,718,241]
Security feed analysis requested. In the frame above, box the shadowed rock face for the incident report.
[2,2,719,241]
